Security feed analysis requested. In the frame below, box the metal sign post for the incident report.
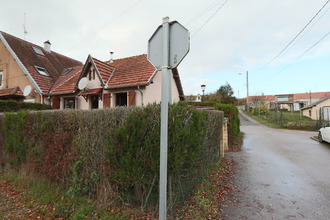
[159,17,170,220]
[148,17,190,220]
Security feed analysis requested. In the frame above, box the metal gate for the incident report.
[321,107,330,121]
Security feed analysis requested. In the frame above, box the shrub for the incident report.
[0,100,51,112]
[2,110,30,165]
[214,103,240,139]
[107,102,208,206]
[0,103,224,212]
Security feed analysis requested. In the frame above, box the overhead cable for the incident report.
[257,0,330,70]
[254,31,330,85]
[191,0,229,38]
[65,0,144,53]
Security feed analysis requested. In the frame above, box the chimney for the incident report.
[44,40,51,52]
[109,52,114,63]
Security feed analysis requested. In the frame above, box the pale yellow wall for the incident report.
[0,40,40,102]
[302,99,330,120]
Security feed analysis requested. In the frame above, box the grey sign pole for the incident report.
[147,17,190,220]
[159,16,170,220]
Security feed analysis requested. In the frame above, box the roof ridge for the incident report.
[1,30,82,65]
[105,53,147,63]
[92,56,116,68]
[49,69,82,94]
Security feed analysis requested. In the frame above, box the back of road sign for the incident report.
[148,21,190,69]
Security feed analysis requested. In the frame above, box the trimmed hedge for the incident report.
[0,103,224,211]
[0,100,51,112]
[187,101,240,142]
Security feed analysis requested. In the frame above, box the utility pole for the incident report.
[246,71,249,113]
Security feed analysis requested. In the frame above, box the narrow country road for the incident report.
[223,112,330,219]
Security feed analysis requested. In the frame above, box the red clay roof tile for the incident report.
[0,86,24,97]
[79,88,103,96]
[107,54,156,88]
[49,66,83,95]
[1,31,82,94]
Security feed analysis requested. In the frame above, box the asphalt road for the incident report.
[223,112,330,220]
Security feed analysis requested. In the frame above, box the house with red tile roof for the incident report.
[53,54,184,109]
[0,31,82,105]
[0,31,185,109]
[247,92,330,111]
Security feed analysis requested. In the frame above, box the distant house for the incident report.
[0,31,185,109]
[248,92,330,111]
[302,96,330,120]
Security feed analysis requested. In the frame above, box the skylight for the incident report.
[32,46,45,56]
[34,66,49,76]
[61,67,73,76]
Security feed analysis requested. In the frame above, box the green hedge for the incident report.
[0,100,51,112]
[186,101,240,141]
[0,103,224,211]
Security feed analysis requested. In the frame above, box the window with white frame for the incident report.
[34,66,49,76]
[0,71,3,88]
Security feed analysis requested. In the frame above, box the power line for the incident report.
[254,31,330,85]
[185,0,223,26]
[191,0,229,38]
[257,0,330,71]
[65,0,144,53]
[289,4,330,51]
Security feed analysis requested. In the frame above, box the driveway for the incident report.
[222,112,330,219]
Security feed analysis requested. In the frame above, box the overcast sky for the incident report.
[1,0,330,98]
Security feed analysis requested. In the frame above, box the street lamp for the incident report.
[239,71,249,113]
[201,84,206,102]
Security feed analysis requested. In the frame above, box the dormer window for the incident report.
[32,46,45,56]
[35,66,49,76]
[61,67,73,76]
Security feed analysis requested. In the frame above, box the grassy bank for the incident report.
[244,110,321,131]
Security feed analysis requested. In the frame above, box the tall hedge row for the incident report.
[0,103,224,210]
[0,100,51,112]
[186,102,240,143]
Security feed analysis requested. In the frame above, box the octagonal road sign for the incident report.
[148,21,190,69]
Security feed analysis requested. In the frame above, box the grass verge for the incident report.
[0,172,148,219]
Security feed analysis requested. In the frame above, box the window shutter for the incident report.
[89,70,92,81]
[52,96,60,109]
[128,90,135,106]
[103,93,111,108]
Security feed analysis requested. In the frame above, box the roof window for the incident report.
[34,66,49,76]
[32,46,45,56]
[61,67,73,76]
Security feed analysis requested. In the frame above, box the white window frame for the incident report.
[34,66,49,76]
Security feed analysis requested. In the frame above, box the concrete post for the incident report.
[221,118,228,157]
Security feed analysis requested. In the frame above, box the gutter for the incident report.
[137,85,143,106]
[105,83,147,90]
[0,32,43,96]
[105,68,116,87]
